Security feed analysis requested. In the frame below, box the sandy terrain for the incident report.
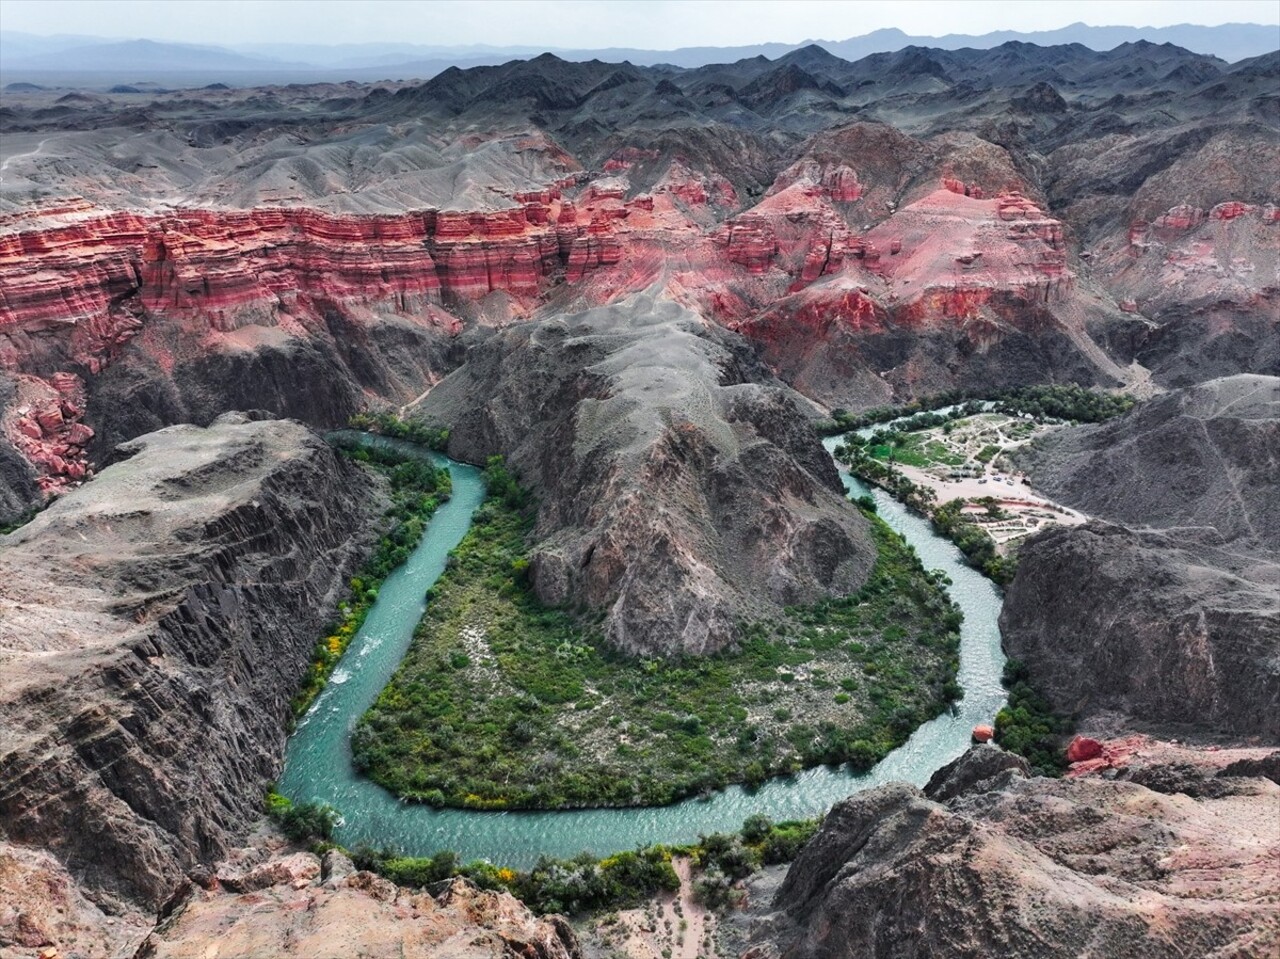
[586,856,718,959]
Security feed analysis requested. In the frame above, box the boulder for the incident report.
[1066,736,1104,763]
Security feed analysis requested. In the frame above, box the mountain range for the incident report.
[1,20,1276,88]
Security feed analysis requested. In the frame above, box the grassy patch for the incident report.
[1,503,46,535]
[353,468,961,810]
[869,432,966,469]
[290,440,451,718]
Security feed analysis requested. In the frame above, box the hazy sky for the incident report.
[2,0,1277,49]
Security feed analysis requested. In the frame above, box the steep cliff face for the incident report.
[416,291,874,656]
[0,375,43,521]
[0,192,633,513]
[0,415,378,910]
[1002,523,1280,737]
[1002,376,1280,736]
[1093,200,1280,387]
[752,745,1280,959]
[0,200,623,366]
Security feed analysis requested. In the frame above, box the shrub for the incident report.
[994,659,1069,776]
[265,791,339,843]
[741,814,772,844]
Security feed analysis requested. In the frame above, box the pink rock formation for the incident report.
[767,160,864,203]
[866,188,1072,318]
[1151,203,1205,238]
[1210,201,1253,221]
[2,372,94,494]
[0,197,626,374]
[653,161,739,208]
[718,215,778,274]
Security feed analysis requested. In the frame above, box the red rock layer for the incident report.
[2,372,94,494]
[0,199,628,371]
[652,162,740,208]
[864,189,1072,315]
[767,160,865,203]
[1128,200,1275,252]
[716,214,779,274]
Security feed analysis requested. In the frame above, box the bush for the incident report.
[994,659,1069,776]
[740,814,772,844]
[264,790,339,843]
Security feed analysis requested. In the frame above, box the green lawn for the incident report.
[869,434,965,469]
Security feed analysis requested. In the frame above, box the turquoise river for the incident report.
[278,432,1007,868]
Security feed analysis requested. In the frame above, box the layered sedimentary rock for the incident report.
[0,415,377,910]
[727,187,1116,408]
[0,197,625,371]
[1097,200,1280,385]
[751,745,1280,959]
[0,196,609,512]
[1003,376,1280,736]
[416,291,874,655]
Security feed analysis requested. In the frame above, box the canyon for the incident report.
[1,33,1278,959]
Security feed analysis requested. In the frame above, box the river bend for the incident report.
[279,434,1006,868]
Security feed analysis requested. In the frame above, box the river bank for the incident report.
[277,435,1007,868]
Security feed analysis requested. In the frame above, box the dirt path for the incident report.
[398,381,436,418]
[0,136,51,183]
[591,856,718,959]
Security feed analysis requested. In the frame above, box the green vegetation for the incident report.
[817,384,1134,436]
[1,504,45,536]
[291,438,452,717]
[994,659,1069,776]
[931,499,1017,585]
[815,390,978,435]
[994,384,1135,423]
[353,466,961,810]
[867,430,967,469]
[348,411,451,451]
[264,788,340,843]
[835,439,938,514]
[349,844,679,915]
[691,818,822,907]
[336,812,820,916]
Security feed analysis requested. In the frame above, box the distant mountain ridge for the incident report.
[0,21,1275,88]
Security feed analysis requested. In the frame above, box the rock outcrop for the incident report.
[1,840,581,959]
[1012,374,1280,546]
[136,868,580,959]
[0,415,378,910]
[751,745,1280,959]
[415,290,875,655]
[1003,376,1280,737]
[1002,522,1280,737]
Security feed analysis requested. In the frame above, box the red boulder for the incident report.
[1066,735,1104,763]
